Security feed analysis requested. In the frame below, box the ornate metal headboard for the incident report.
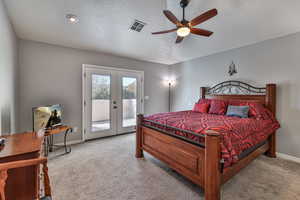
[205,81,266,95]
[200,80,276,115]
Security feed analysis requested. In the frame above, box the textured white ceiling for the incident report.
[4,0,300,65]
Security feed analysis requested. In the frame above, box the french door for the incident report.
[83,65,144,140]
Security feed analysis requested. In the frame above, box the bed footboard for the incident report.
[136,114,221,200]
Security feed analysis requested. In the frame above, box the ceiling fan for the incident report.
[152,0,218,44]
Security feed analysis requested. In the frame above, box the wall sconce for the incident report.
[228,61,237,76]
[166,79,176,87]
[164,78,176,112]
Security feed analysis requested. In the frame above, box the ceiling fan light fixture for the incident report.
[177,27,190,37]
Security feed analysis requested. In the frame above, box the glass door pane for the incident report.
[122,77,137,127]
[92,74,111,132]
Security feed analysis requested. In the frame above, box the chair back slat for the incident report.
[0,158,47,171]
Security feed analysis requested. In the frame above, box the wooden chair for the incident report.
[0,157,52,200]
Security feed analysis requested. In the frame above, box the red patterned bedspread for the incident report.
[144,111,280,167]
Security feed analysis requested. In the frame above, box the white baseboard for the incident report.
[277,152,300,164]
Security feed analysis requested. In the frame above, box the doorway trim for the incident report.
[82,64,144,141]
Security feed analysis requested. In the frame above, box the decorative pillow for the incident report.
[249,103,272,120]
[228,100,271,120]
[226,105,250,118]
[193,103,210,113]
[260,107,277,122]
[209,100,228,115]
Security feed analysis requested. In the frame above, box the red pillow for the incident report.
[249,103,271,120]
[209,100,228,115]
[193,103,210,113]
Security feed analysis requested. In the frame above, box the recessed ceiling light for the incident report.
[66,14,79,24]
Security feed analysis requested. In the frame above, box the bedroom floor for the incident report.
[48,133,300,200]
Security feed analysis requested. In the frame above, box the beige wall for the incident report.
[18,40,169,142]
[169,32,300,159]
[0,0,18,135]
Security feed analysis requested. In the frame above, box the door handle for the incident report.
[113,106,118,109]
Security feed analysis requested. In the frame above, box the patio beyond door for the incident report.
[83,65,143,140]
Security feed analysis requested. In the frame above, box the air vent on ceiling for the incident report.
[130,20,146,32]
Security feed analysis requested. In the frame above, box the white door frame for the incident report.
[82,64,144,141]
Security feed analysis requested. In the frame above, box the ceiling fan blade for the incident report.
[163,10,182,26]
[152,28,178,35]
[190,28,213,37]
[190,8,218,26]
[176,36,184,44]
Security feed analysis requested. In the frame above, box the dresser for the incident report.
[0,132,44,200]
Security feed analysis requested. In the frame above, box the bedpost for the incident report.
[266,83,277,158]
[200,87,206,99]
[136,114,144,158]
[266,84,276,114]
[205,131,221,200]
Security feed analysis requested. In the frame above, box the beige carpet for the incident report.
[48,133,300,200]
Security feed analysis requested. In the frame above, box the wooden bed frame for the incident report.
[135,81,277,200]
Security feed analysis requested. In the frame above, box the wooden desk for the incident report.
[0,132,43,200]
